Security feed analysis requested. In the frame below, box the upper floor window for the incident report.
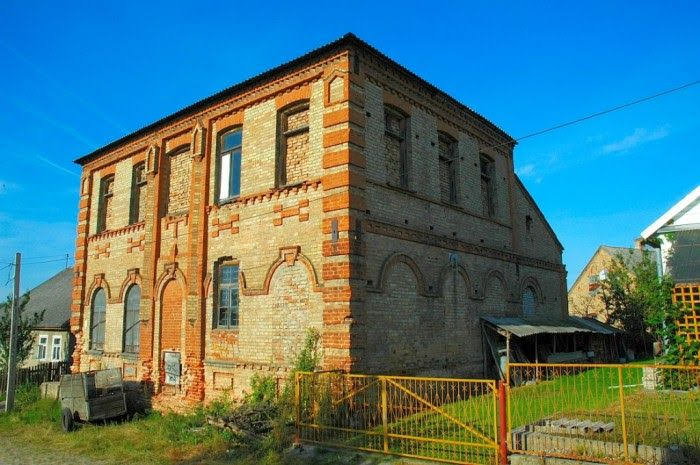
[218,129,242,202]
[278,102,310,187]
[522,286,537,316]
[216,264,239,329]
[51,335,62,361]
[480,155,495,217]
[438,132,458,204]
[37,335,47,360]
[129,162,147,224]
[90,288,107,351]
[96,175,114,233]
[123,284,141,354]
[384,106,409,189]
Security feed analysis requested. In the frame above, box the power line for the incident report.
[486,79,700,152]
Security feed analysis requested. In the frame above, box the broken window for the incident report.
[218,129,242,202]
[129,162,147,224]
[123,284,141,354]
[216,264,239,329]
[385,105,409,188]
[438,132,458,203]
[480,155,495,217]
[96,175,114,233]
[278,102,310,186]
[90,288,107,351]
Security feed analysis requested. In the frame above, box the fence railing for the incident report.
[296,372,499,465]
[507,363,700,464]
[0,361,70,395]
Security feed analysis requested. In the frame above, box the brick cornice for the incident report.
[364,219,565,273]
[206,179,322,214]
[87,222,145,243]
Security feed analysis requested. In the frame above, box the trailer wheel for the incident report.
[61,407,75,432]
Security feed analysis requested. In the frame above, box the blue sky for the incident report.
[0,1,698,296]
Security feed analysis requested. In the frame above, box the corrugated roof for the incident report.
[569,316,622,335]
[21,268,72,330]
[481,315,613,338]
[75,33,514,166]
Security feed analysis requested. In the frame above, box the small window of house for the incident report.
[90,288,107,351]
[480,155,495,217]
[278,102,310,186]
[51,335,62,361]
[438,132,458,204]
[129,162,147,224]
[522,287,537,316]
[216,264,239,329]
[37,335,48,360]
[96,175,114,233]
[123,284,141,354]
[218,129,242,202]
[384,106,409,188]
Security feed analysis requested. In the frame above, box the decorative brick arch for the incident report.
[437,262,476,299]
[85,273,112,304]
[241,246,322,296]
[481,269,512,302]
[374,253,430,297]
[519,276,544,304]
[117,268,142,303]
[155,263,188,301]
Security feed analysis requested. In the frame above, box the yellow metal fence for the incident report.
[295,372,499,465]
[507,363,700,464]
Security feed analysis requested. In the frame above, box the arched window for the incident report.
[123,285,141,353]
[277,101,309,187]
[384,105,410,188]
[90,288,107,350]
[218,129,242,202]
[437,131,458,204]
[522,286,537,317]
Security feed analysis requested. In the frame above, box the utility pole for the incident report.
[5,252,21,413]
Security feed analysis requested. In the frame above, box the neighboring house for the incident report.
[639,185,700,340]
[568,246,655,321]
[22,268,73,368]
[69,33,567,407]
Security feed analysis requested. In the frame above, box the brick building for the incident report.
[70,34,566,406]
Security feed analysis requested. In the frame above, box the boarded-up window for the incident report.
[90,288,107,351]
[129,162,147,224]
[438,132,457,203]
[96,175,114,233]
[385,106,409,188]
[278,102,310,186]
[163,149,191,216]
[480,155,495,217]
[218,130,242,201]
[123,284,141,354]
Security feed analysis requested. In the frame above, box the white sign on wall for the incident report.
[164,351,181,385]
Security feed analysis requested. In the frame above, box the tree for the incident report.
[599,251,697,363]
[0,293,44,371]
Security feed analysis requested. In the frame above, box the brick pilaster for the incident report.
[70,173,93,373]
[320,52,367,372]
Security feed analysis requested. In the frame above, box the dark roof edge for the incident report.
[75,33,514,166]
[514,175,563,252]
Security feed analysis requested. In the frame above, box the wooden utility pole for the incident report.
[4,252,21,413]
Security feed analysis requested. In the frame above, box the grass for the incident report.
[0,385,359,465]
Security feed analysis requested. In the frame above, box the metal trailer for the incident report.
[58,368,127,432]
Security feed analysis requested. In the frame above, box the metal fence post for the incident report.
[498,380,508,465]
[617,365,629,462]
[381,377,388,453]
[294,372,301,445]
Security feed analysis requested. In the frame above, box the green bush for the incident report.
[247,374,277,404]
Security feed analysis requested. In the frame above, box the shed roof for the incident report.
[481,315,616,338]
[21,268,72,330]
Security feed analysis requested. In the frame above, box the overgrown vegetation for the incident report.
[600,251,699,364]
[0,293,44,370]
[0,328,327,464]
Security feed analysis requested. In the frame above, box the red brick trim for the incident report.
[322,128,365,148]
[117,268,142,303]
[323,107,366,128]
[322,148,365,169]
[240,246,322,296]
[88,222,145,243]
